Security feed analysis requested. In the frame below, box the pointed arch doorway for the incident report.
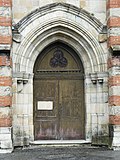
[33,42,85,140]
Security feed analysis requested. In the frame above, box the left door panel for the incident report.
[34,79,59,140]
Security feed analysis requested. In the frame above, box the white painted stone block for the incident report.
[109,86,120,96]
[108,8,120,17]
[108,28,120,36]
[0,134,11,141]
[0,127,12,134]
[0,107,12,116]
[0,66,11,77]
[112,137,120,146]
[0,44,11,50]
[0,26,11,36]
[109,106,120,115]
[0,7,11,16]
[112,132,120,137]
[0,149,13,153]
[0,86,12,96]
[1,140,13,149]
[109,67,120,76]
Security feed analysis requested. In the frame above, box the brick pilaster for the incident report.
[0,0,13,152]
[107,0,120,49]
[107,0,120,149]
[108,56,120,149]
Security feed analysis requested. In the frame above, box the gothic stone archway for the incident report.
[33,42,85,140]
[12,3,108,146]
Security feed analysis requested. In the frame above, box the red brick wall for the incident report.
[109,76,120,86]
[0,117,12,127]
[108,56,120,125]
[109,115,120,125]
[0,55,12,66]
[0,0,12,7]
[107,0,120,127]
[107,17,120,27]
[108,36,120,48]
[0,0,12,129]
[107,0,120,48]
[107,0,120,9]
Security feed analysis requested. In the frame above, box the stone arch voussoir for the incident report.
[13,3,106,74]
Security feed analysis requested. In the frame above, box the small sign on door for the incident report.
[37,101,53,110]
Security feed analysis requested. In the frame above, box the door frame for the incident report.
[33,42,85,141]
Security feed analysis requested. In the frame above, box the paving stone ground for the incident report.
[0,145,120,160]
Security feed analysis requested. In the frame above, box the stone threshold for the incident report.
[30,140,91,145]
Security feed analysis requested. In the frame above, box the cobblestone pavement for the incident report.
[0,145,120,160]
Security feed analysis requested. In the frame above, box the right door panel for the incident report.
[59,79,85,140]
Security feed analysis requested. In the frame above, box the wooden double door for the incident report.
[33,42,85,140]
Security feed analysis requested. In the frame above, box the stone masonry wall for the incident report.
[107,0,120,150]
[11,1,108,148]
[12,0,106,24]
[0,0,13,153]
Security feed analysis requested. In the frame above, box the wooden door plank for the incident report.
[59,79,85,140]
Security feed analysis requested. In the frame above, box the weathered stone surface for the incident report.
[108,28,120,36]
[0,7,11,17]
[0,127,12,134]
[0,26,11,36]
[109,106,120,115]
[98,34,107,42]
[0,86,12,96]
[0,66,11,76]
[109,66,120,76]
[0,134,11,141]
[0,44,11,50]
[109,86,120,96]
[1,140,13,149]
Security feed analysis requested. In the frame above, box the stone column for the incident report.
[107,0,120,150]
[0,0,13,153]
